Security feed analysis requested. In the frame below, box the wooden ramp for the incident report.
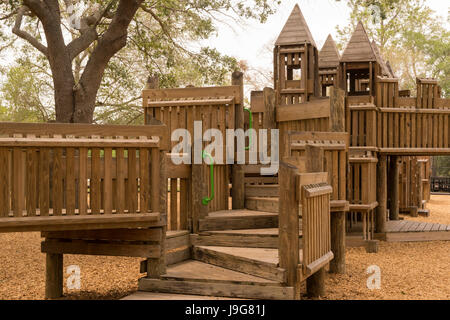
[382,220,450,242]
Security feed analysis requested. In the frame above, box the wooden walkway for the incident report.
[383,220,450,242]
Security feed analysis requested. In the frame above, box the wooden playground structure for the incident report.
[0,4,449,300]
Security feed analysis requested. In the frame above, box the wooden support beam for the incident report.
[307,268,326,298]
[232,71,245,209]
[278,161,300,299]
[376,156,387,232]
[45,253,63,299]
[388,156,400,220]
[330,211,345,274]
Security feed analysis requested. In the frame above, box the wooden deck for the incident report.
[382,220,450,242]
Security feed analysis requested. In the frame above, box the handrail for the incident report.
[202,150,215,206]
[244,108,253,150]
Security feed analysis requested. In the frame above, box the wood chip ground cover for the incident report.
[0,195,448,300]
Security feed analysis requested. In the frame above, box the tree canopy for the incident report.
[0,0,280,123]
[335,0,449,96]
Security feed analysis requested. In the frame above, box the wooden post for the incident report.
[232,71,245,209]
[329,87,346,132]
[388,156,400,220]
[278,161,300,299]
[147,149,167,278]
[329,88,346,274]
[376,155,387,232]
[144,75,159,124]
[329,211,345,274]
[305,145,327,297]
[45,253,63,299]
[192,163,208,233]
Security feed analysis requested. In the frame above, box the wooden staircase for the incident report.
[138,209,299,299]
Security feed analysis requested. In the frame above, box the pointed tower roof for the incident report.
[340,21,376,62]
[371,40,391,76]
[319,34,340,69]
[275,4,317,47]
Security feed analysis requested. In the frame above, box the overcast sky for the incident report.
[203,0,449,69]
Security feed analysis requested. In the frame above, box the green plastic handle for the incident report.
[244,108,253,151]
[202,150,214,206]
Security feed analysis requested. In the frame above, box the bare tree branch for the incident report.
[66,1,118,60]
[12,6,48,57]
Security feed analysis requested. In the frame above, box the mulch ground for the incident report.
[0,195,449,300]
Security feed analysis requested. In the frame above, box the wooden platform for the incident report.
[382,220,450,242]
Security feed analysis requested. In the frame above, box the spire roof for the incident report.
[341,21,376,62]
[275,4,317,47]
[319,34,340,68]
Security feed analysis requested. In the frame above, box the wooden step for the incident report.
[245,185,279,197]
[192,228,302,249]
[245,197,279,213]
[193,245,286,282]
[138,260,294,300]
[198,210,278,231]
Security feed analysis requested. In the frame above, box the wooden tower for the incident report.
[319,34,341,97]
[340,21,380,96]
[274,4,319,105]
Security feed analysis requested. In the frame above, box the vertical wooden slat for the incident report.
[151,148,160,213]
[78,148,88,215]
[52,148,63,216]
[39,148,50,216]
[0,148,10,216]
[104,148,113,215]
[128,148,138,213]
[90,148,101,215]
[139,148,150,213]
[66,148,76,215]
[170,178,178,230]
[26,148,37,216]
[116,147,126,214]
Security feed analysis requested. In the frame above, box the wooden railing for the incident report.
[0,122,168,232]
[347,149,378,240]
[278,147,333,297]
[375,77,450,153]
[143,84,242,231]
[301,181,333,273]
[285,131,349,209]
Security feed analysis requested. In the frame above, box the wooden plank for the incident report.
[143,86,241,102]
[139,148,150,213]
[52,148,63,216]
[43,228,162,241]
[0,122,169,143]
[116,148,126,214]
[0,148,10,217]
[193,246,285,283]
[42,239,161,258]
[103,148,113,215]
[128,148,138,213]
[78,148,88,215]
[0,212,160,232]
[39,148,50,216]
[138,278,294,300]
[90,148,101,215]
[26,149,37,216]
[65,148,76,215]
[276,99,330,122]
